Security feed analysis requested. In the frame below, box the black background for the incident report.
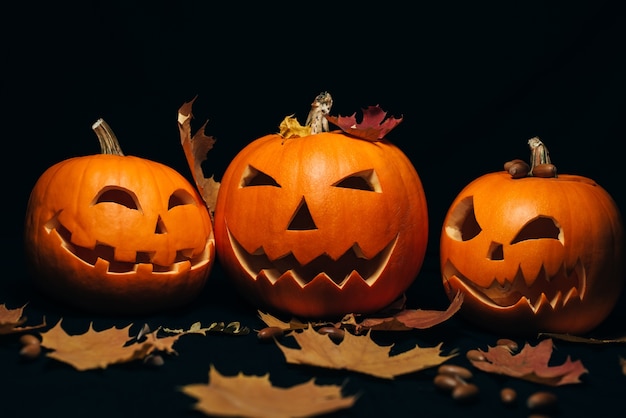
[3,1,626,417]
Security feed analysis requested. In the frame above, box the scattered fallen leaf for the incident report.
[538,332,626,344]
[40,320,187,371]
[468,338,588,386]
[180,364,357,418]
[275,327,455,379]
[0,303,46,335]
[326,105,403,141]
[343,291,464,332]
[163,321,250,336]
[258,311,309,331]
[258,292,462,334]
[177,96,221,217]
[619,356,626,375]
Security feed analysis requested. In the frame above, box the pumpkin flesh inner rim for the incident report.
[442,259,586,312]
[45,213,213,273]
[227,228,398,288]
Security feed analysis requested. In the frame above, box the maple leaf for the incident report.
[177,96,221,217]
[180,365,357,418]
[0,303,46,335]
[275,327,455,379]
[325,105,403,141]
[39,320,185,371]
[468,338,588,386]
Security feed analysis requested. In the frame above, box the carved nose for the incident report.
[155,215,167,234]
[487,241,503,260]
[287,198,317,230]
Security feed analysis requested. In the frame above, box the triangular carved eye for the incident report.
[444,196,481,241]
[168,189,196,209]
[333,169,381,192]
[240,165,281,187]
[511,216,562,244]
[93,186,141,211]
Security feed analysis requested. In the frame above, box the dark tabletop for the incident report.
[3,1,625,417]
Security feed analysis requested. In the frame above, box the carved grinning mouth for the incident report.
[443,259,586,312]
[45,213,213,274]
[227,228,398,288]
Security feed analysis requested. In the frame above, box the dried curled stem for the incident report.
[92,118,125,156]
[528,137,557,178]
[305,92,333,134]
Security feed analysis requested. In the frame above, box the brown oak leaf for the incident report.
[180,364,357,418]
[0,303,46,335]
[326,105,403,141]
[177,96,221,217]
[469,338,588,386]
[275,327,456,379]
[39,320,184,371]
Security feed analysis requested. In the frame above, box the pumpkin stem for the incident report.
[92,118,125,156]
[528,136,550,173]
[305,92,333,134]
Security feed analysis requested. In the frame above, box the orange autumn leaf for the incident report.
[39,320,184,371]
[177,96,221,217]
[275,327,456,379]
[0,303,46,335]
[180,364,357,418]
[469,338,588,386]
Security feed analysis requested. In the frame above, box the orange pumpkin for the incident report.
[24,119,215,314]
[440,138,624,335]
[213,108,428,319]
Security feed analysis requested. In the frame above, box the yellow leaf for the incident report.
[180,364,357,418]
[0,303,46,335]
[275,327,456,379]
[39,320,185,371]
[279,115,311,139]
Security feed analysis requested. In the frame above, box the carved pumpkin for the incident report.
[213,98,428,319]
[24,119,215,314]
[440,138,624,335]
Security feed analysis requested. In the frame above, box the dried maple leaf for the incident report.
[343,291,464,332]
[39,320,185,371]
[275,327,455,379]
[180,364,357,418]
[177,96,221,217]
[325,105,403,141]
[468,338,588,386]
[0,303,46,335]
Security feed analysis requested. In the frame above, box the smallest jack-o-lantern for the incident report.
[24,119,215,314]
[440,137,624,335]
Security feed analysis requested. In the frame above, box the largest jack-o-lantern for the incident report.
[24,119,215,314]
[214,94,429,319]
[440,138,624,335]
